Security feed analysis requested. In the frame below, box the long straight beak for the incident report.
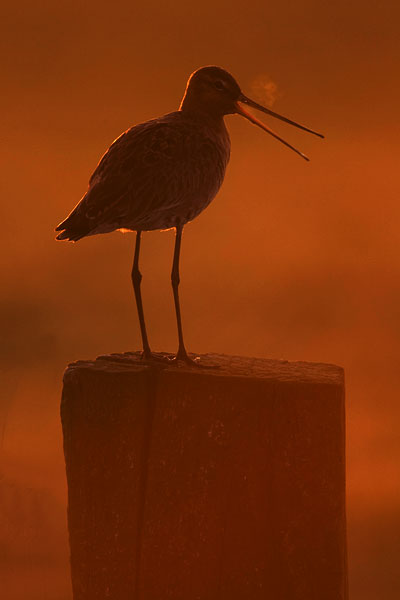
[236,93,324,161]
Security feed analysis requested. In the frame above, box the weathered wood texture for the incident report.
[61,352,347,600]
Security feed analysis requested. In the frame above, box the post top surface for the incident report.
[65,352,344,387]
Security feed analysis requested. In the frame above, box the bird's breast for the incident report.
[132,116,230,228]
[175,120,231,220]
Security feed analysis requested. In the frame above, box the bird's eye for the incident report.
[214,80,225,91]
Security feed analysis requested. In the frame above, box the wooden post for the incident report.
[61,352,347,600]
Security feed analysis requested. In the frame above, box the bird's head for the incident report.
[180,66,242,116]
[180,65,324,160]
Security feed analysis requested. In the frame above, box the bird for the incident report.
[55,65,323,365]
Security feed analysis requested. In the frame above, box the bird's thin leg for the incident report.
[171,225,197,364]
[131,231,152,359]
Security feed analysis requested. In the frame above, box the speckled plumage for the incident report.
[56,114,230,239]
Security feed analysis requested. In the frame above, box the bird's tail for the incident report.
[55,201,90,242]
[55,228,86,242]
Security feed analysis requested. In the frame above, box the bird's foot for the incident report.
[140,349,220,369]
[169,349,217,368]
[169,354,201,367]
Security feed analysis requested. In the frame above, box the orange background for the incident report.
[1,1,399,598]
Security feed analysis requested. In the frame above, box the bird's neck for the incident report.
[179,93,226,128]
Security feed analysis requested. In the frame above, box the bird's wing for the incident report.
[57,113,206,239]
[89,118,190,217]
[56,113,226,238]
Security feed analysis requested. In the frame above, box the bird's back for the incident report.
[56,111,230,240]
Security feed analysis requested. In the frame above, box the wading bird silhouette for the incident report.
[55,66,323,365]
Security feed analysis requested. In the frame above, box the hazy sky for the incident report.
[1,2,400,598]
